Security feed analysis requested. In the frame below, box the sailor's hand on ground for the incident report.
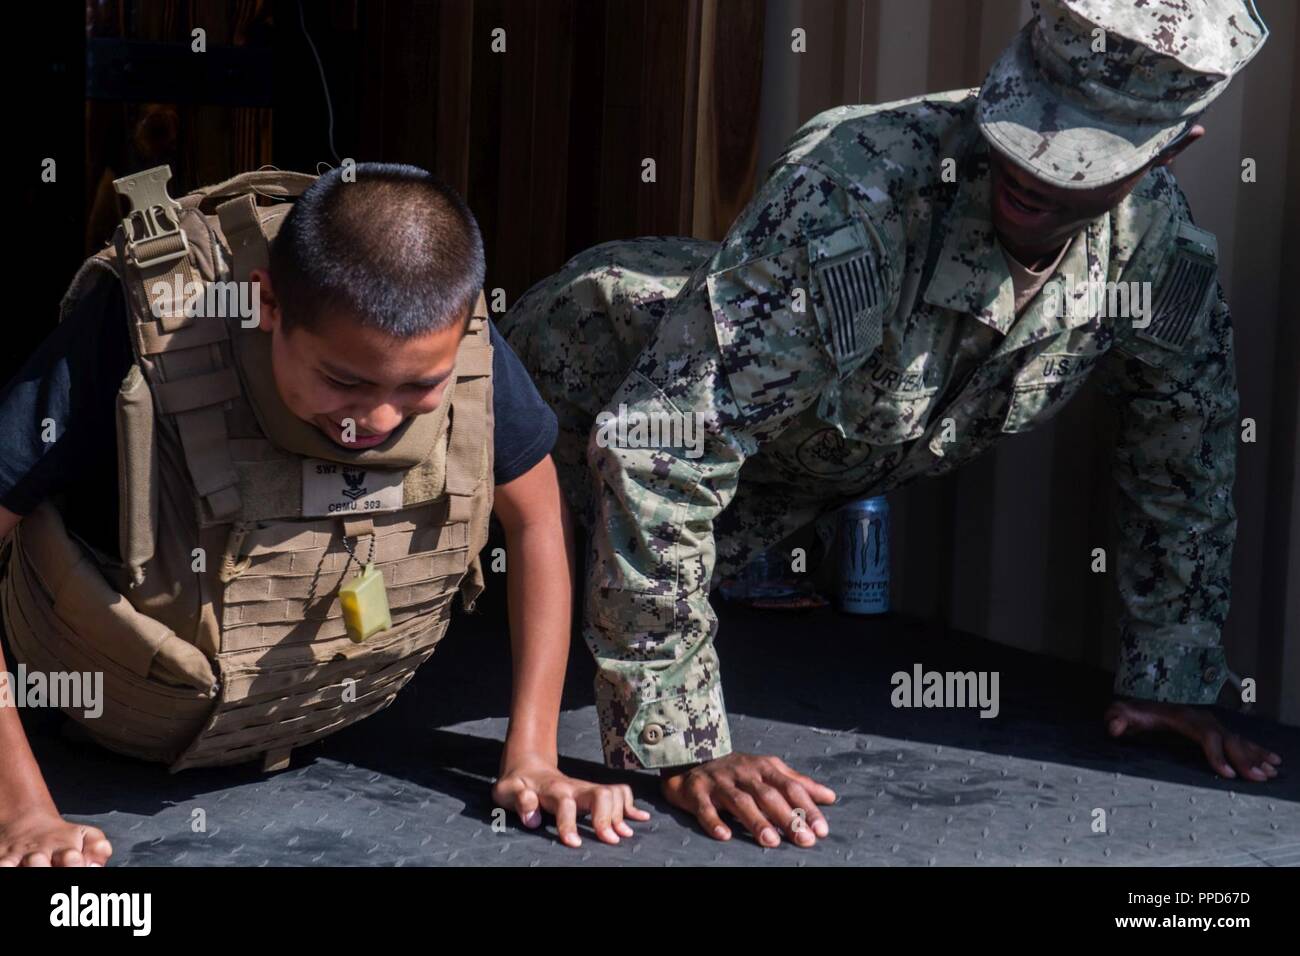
[660,752,837,848]
[493,756,650,848]
[0,805,113,866]
[1106,697,1282,782]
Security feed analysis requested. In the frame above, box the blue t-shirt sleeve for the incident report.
[0,278,131,516]
[487,319,557,485]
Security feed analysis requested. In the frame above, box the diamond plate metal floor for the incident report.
[21,600,1300,866]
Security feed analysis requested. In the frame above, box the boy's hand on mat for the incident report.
[1106,698,1282,782]
[0,805,113,867]
[493,757,650,848]
[660,752,836,848]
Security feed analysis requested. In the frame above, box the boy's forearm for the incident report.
[0,504,55,814]
[0,638,57,815]
[500,511,575,768]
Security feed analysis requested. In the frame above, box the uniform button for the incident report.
[641,723,664,745]
[1202,666,1220,684]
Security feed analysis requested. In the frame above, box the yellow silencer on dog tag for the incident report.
[338,563,392,642]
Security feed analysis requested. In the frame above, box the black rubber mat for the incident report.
[19,598,1300,866]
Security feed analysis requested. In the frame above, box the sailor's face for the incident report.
[988,151,1147,261]
[266,306,464,450]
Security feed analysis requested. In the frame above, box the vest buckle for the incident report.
[112,165,191,270]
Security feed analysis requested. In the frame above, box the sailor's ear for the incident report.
[1151,124,1205,168]
[250,268,279,332]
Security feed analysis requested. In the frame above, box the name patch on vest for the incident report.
[302,459,405,516]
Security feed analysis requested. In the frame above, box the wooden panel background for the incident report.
[356,0,764,303]
[82,0,276,253]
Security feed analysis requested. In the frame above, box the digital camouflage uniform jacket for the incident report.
[515,90,1238,770]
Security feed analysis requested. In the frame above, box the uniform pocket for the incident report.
[852,352,940,445]
[858,386,937,444]
[706,247,835,429]
[1001,350,1101,433]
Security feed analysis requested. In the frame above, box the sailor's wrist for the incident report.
[658,762,704,779]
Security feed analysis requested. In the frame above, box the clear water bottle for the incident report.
[720,547,798,602]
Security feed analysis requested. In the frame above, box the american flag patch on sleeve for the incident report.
[1138,221,1218,352]
[808,218,887,373]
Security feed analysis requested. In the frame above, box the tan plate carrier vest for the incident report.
[0,166,495,772]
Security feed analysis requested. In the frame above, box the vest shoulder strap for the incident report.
[106,165,314,530]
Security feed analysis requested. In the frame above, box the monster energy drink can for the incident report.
[839,496,890,614]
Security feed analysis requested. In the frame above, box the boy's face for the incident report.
[252,270,465,449]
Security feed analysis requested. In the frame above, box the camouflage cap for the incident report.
[976,0,1268,189]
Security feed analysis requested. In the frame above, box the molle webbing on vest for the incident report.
[111,169,319,530]
[113,204,242,525]
[121,169,257,527]
[170,508,467,770]
[218,501,467,649]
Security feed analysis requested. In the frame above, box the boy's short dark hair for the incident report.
[268,162,485,338]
